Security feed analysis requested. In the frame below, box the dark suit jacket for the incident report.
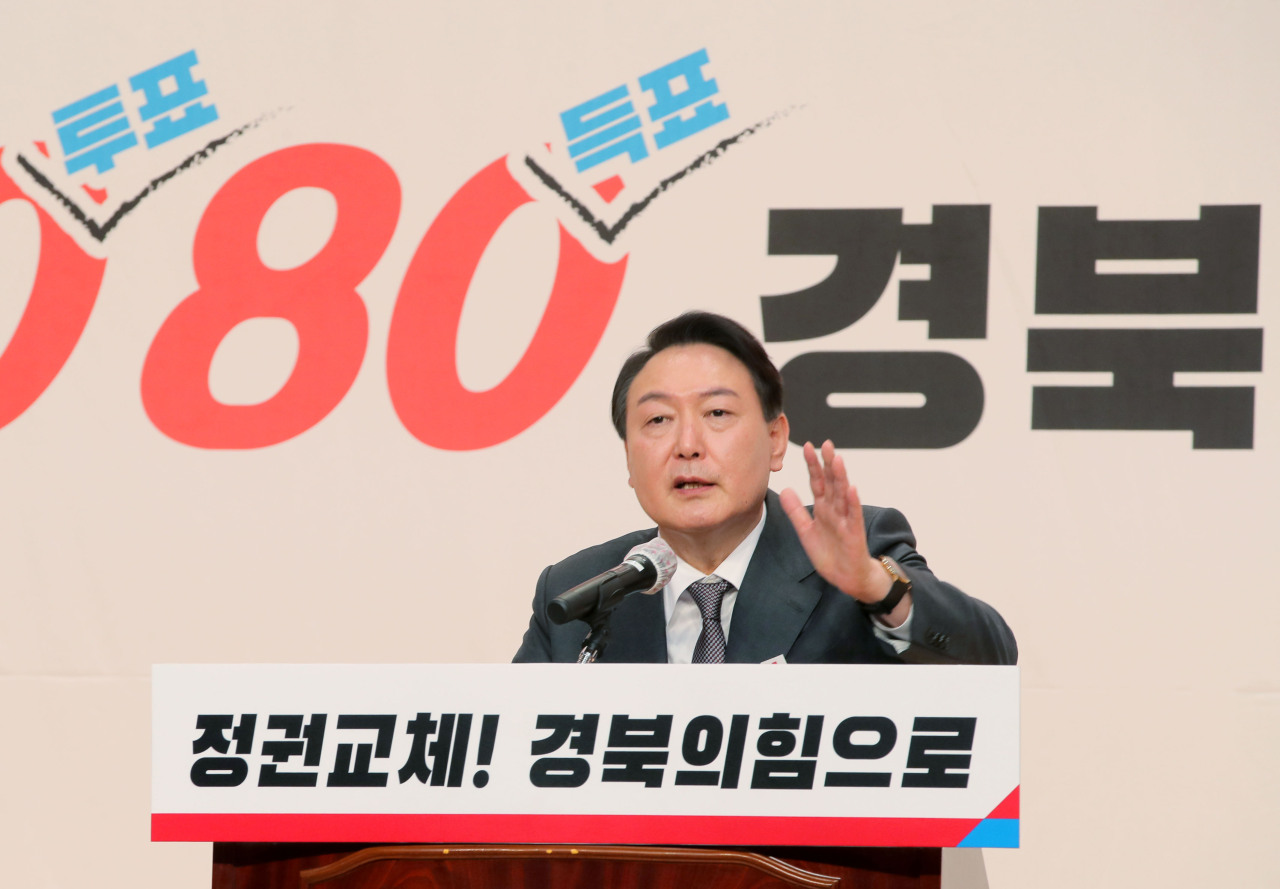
[512,491,1017,665]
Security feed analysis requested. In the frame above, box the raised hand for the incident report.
[779,440,902,621]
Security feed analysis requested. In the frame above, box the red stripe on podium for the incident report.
[152,812,982,847]
[987,785,1020,818]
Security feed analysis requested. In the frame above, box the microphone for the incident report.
[548,538,677,625]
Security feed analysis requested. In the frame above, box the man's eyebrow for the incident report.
[634,387,741,406]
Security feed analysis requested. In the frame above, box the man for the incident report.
[513,312,1016,665]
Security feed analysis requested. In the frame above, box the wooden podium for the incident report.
[212,841,941,888]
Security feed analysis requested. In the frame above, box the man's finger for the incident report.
[831,451,851,517]
[846,483,863,512]
[845,483,870,548]
[778,487,814,534]
[803,441,825,498]
[820,440,839,501]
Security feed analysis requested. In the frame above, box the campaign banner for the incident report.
[4,44,1263,456]
[152,663,1019,848]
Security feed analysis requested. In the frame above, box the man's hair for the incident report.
[610,311,784,439]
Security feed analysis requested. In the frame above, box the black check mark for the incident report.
[14,111,275,242]
[525,107,797,245]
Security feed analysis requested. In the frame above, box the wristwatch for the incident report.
[859,556,912,616]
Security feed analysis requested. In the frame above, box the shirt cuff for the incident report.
[871,604,913,654]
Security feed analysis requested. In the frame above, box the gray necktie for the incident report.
[688,579,730,663]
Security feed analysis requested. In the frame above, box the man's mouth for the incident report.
[675,479,713,490]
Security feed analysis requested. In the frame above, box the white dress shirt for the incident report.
[661,501,913,663]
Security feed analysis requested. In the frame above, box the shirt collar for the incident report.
[662,500,769,608]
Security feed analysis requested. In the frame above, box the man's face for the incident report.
[624,343,788,548]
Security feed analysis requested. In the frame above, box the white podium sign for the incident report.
[152,663,1019,847]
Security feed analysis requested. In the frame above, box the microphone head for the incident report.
[626,538,677,594]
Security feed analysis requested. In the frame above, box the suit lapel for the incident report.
[725,491,822,664]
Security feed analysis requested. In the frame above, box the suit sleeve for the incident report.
[512,565,555,663]
[866,506,1018,666]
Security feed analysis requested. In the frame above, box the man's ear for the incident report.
[624,439,634,488]
[768,413,789,472]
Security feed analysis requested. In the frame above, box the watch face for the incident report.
[881,556,908,584]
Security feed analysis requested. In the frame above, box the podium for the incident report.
[212,842,942,888]
[154,664,1017,888]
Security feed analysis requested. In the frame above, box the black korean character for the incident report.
[897,206,990,338]
[530,714,599,788]
[1028,328,1262,449]
[761,207,989,449]
[782,351,984,449]
[190,713,256,787]
[674,714,749,788]
[1030,205,1262,449]
[259,714,327,787]
[901,716,976,788]
[750,713,824,790]
[823,716,897,787]
[1036,206,1259,315]
[326,715,396,787]
[397,713,474,787]
[761,206,989,341]
[601,715,672,788]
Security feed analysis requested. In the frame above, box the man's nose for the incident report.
[675,417,704,459]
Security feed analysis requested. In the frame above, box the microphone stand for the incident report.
[576,606,615,664]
